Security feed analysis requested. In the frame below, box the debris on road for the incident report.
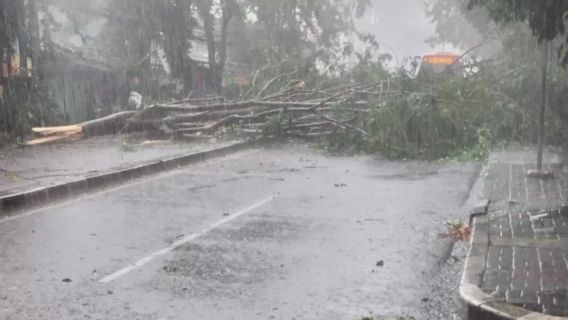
[0,146,480,319]
[162,266,178,273]
[26,111,137,145]
[526,169,554,179]
[188,184,216,192]
[24,82,383,145]
[439,220,471,242]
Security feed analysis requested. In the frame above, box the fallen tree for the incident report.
[25,82,389,145]
[26,111,137,145]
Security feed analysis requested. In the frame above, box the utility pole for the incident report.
[537,41,549,171]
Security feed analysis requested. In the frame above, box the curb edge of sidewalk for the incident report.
[0,140,251,217]
[460,200,568,320]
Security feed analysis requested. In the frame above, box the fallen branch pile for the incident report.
[26,82,389,145]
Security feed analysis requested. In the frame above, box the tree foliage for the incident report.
[95,0,371,95]
[468,0,568,65]
[99,0,195,92]
[426,0,493,50]
[468,0,568,41]
[424,0,507,62]
[0,0,54,140]
[236,0,369,68]
[318,1,568,159]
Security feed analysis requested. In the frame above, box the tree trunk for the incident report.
[27,0,41,77]
[3,1,14,135]
[197,0,218,93]
[162,0,193,95]
[27,0,43,125]
[537,41,549,171]
[16,0,28,76]
[217,0,234,94]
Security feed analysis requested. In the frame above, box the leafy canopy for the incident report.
[468,0,568,65]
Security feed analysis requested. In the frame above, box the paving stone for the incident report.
[554,215,568,235]
[512,164,527,202]
[472,150,568,317]
[490,214,513,238]
[511,211,530,238]
[543,178,561,203]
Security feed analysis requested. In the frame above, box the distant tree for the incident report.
[195,0,237,93]
[467,0,568,65]
[176,0,369,94]
[95,0,371,95]
[425,0,494,53]
[42,0,105,45]
[236,0,370,67]
[100,0,195,93]
[0,0,47,138]
[157,0,195,93]
[0,1,24,68]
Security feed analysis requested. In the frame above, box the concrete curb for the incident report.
[460,200,568,320]
[0,141,250,216]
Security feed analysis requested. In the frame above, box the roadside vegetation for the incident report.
[240,31,568,160]
[313,1,568,159]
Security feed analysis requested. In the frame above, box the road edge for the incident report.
[0,140,250,217]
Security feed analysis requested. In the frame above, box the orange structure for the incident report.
[422,52,460,65]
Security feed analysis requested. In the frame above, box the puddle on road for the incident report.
[154,242,278,298]
[205,215,307,242]
[153,215,307,297]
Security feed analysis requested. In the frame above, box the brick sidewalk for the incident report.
[479,149,568,317]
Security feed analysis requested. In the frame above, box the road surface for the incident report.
[0,145,479,320]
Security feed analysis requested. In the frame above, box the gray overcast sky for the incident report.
[355,0,452,66]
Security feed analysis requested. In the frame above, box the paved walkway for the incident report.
[479,148,568,317]
[0,136,238,197]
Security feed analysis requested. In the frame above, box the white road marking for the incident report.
[99,195,275,283]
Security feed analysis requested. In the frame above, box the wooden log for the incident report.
[26,111,136,145]
[239,128,263,134]
[170,97,225,105]
[255,106,331,117]
[177,134,216,140]
[25,129,84,145]
[174,114,256,134]
[32,125,83,137]
[81,111,137,137]
[157,98,365,114]
[293,121,332,128]
[312,112,368,136]
[287,131,333,138]
[166,112,220,124]
[150,107,269,127]
[173,122,209,129]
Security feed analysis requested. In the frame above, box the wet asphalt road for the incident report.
[0,145,479,320]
